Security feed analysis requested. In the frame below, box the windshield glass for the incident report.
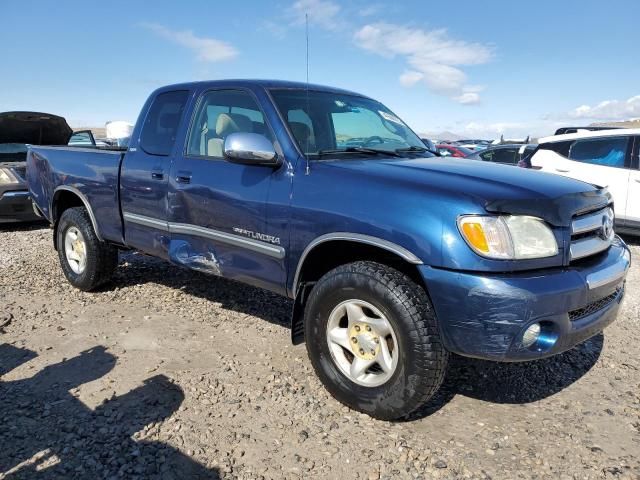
[0,143,28,154]
[270,89,428,158]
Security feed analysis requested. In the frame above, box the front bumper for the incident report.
[420,236,630,361]
[0,186,41,223]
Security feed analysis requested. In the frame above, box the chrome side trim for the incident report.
[586,254,630,290]
[572,209,606,235]
[292,232,423,296]
[123,212,169,231]
[122,212,285,260]
[570,236,611,260]
[53,186,103,241]
[1,190,30,198]
[169,222,285,259]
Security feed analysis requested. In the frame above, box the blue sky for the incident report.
[2,0,639,138]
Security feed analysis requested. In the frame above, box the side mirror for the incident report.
[223,132,280,167]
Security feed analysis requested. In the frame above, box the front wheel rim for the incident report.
[326,299,399,387]
[64,226,87,274]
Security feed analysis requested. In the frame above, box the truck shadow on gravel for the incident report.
[409,333,604,420]
[114,252,606,422]
[0,344,220,479]
[112,251,292,327]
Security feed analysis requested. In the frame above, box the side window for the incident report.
[493,148,518,164]
[187,90,270,158]
[68,131,94,146]
[480,150,493,161]
[568,137,629,168]
[140,90,188,156]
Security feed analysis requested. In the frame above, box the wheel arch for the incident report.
[52,186,103,248]
[290,234,425,345]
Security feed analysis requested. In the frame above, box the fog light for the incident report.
[522,323,541,348]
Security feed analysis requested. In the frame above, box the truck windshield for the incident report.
[270,89,428,158]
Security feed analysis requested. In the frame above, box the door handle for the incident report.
[176,172,192,184]
[151,171,164,180]
[555,168,570,173]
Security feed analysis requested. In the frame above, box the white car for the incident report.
[530,129,640,234]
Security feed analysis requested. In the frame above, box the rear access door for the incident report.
[120,90,189,258]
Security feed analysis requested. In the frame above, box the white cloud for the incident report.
[568,95,640,120]
[140,23,238,63]
[353,23,493,104]
[454,92,481,105]
[288,0,343,30]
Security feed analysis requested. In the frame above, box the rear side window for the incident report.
[482,148,518,164]
[568,137,629,168]
[140,90,188,156]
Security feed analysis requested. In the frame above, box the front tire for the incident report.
[304,261,448,420]
[57,207,118,291]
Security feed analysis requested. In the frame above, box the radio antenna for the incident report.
[304,13,311,175]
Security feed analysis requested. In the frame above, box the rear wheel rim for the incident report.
[326,299,399,387]
[64,226,87,275]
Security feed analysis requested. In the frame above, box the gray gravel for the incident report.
[1,223,639,479]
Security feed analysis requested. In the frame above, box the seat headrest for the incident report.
[289,121,312,147]
[216,113,252,137]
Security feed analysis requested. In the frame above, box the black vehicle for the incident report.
[554,126,623,136]
[0,112,72,223]
[467,143,537,166]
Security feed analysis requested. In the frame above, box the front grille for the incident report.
[569,206,614,261]
[568,287,622,321]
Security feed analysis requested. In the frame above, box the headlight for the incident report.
[0,168,18,185]
[458,215,558,260]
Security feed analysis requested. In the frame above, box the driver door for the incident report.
[167,88,287,292]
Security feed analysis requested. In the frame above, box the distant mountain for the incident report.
[590,120,640,129]
[418,130,465,141]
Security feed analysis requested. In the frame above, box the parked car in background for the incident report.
[468,143,537,166]
[554,126,624,136]
[529,129,640,234]
[420,137,436,152]
[0,111,72,223]
[436,144,475,157]
[27,79,630,420]
[453,139,491,151]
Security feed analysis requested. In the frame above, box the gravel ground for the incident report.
[1,223,639,480]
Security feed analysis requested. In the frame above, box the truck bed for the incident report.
[26,146,126,244]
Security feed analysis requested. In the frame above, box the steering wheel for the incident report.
[362,136,384,147]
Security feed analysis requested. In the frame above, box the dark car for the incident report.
[554,126,623,136]
[467,144,537,166]
[435,144,475,158]
[0,111,72,223]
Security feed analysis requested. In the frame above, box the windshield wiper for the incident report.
[395,146,440,156]
[316,147,403,157]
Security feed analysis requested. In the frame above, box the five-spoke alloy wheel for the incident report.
[304,261,448,420]
[57,207,119,291]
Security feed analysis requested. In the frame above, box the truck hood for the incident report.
[0,111,72,145]
[328,156,610,226]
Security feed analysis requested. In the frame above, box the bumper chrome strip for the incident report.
[586,253,630,290]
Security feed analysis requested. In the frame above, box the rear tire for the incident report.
[57,207,118,291]
[304,261,448,420]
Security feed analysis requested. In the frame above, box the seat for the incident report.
[289,121,315,152]
[207,113,253,157]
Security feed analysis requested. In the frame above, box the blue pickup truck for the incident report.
[27,80,631,419]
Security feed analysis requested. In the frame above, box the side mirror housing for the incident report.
[223,132,281,167]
